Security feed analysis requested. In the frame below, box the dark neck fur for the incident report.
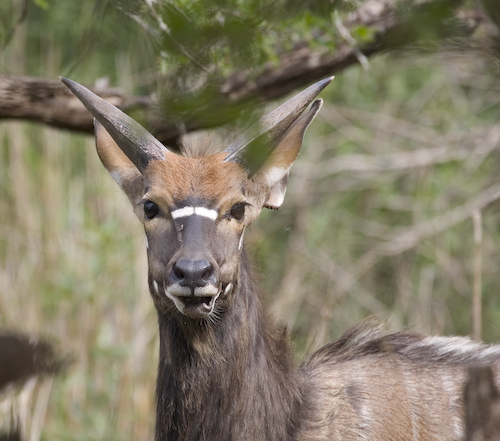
[155,253,304,441]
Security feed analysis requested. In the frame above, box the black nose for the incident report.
[171,259,215,288]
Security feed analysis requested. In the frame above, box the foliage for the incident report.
[122,0,351,127]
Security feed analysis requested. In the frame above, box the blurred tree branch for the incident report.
[0,0,491,147]
[0,74,152,134]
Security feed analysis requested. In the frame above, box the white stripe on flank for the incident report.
[171,206,218,220]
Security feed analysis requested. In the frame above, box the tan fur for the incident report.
[300,356,466,440]
[144,152,248,213]
[180,132,226,158]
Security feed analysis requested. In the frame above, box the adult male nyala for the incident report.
[62,76,500,441]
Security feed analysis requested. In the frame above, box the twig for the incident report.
[306,124,500,177]
[333,183,500,300]
[1,0,28,51]
[472,209,482,342]
[334,16,371,71]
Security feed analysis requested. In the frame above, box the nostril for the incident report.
[172,259,215,287]
[201,267,214,282]
[173,265,184,280]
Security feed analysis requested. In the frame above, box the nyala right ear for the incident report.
[221,77,332,210]
[248,99,323,210]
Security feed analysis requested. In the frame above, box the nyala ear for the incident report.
[61,77,173,222]
[249,99,323,210]
[94,120,145,220]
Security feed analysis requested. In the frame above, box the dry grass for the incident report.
[258,53,500,354]
[0,121,157,440]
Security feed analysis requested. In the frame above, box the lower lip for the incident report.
[178,296,215,319]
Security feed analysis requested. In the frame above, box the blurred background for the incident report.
[1,0,500,439]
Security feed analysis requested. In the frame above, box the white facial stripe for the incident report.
[168,284,192,296]
[208,290,221,314]
[194,207,218,220]
[171,206,218,221]
[238,227,246,251]
[171,207,195,218]
[164,286,186,313]
[194,285,219,296]
[167,283,219,297]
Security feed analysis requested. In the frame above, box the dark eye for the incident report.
[230,203,246,221]
[144,201,159,220]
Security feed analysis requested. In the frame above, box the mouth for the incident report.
[180,294,218,318]
[182,296,214,307]
[165,283,232,319]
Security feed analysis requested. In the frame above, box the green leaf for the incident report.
[33,0,49,10]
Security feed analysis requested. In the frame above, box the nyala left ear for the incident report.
[249,99,323,209]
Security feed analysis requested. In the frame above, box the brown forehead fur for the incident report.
[145,142,248,206]
[180,132,225,159]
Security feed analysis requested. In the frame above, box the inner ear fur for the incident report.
[248,99,323,210]
[95,120,145,219]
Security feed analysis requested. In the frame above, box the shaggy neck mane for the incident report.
[155,252,304,441]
